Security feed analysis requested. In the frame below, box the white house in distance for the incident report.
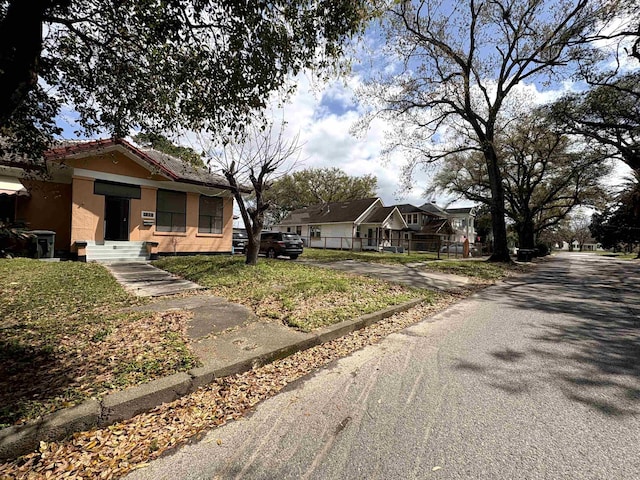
[273,197,407,251]
[420,203,477,244]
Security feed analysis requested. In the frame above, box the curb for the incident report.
[0,298,424,460]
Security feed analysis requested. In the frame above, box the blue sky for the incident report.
[54,6,636,211]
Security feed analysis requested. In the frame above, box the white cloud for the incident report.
[259,67,592,212]
[267,75,437,208]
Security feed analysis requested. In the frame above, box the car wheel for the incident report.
[290,254,298,260]
[267,248,277,259]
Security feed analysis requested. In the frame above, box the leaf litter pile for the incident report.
[0,291,472,479]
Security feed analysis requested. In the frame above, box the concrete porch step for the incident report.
[86,241,148,263]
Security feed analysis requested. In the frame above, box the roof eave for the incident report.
[45,139,179,181]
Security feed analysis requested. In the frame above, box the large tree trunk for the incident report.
[516,219,535,250]
[245,212,264,266]
[245,234,260,265]
[0,1,49,126]
[484,147,512,262]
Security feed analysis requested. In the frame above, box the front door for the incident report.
[104,197,129,241]
[368,228,374,247]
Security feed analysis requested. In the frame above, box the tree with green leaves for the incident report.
[265,168,378,224]
[590,172,640,256]
[359,0,613,262]
[0,1,367,158]
[547,72,640,172]
[433,112,610,250]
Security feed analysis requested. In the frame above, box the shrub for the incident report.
[535,243,550,257]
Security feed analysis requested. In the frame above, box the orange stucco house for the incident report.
[0,138,240,261]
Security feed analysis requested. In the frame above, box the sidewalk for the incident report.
[105,262,204,296]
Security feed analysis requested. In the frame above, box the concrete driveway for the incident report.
[304,259,470,291]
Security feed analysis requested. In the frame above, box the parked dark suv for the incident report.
[260,231,304,259]
[232,231,248,254]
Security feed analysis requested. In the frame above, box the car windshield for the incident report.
[234,232,247,239]
[282,233,301,240]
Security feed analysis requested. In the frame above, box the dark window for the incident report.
[0,195,15,223]
[198,196,223,234]
[156,189,186,232]
[94,180,141,199]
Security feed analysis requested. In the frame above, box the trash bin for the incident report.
[516,248,534,262]
[30,230,56,258]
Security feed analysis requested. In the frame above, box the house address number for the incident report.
[142,211,156,226]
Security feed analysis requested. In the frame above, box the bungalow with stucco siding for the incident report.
[0,138,243,262]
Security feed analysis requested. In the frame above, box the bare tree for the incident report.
[433,111,611,249]
[205,122,302,266]
[556,213,593,250]
[570,214,594,251]
[359,0,611,262]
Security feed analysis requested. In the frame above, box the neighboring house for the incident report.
[419,202,449,219]
[559,239,602,251]
[394,204,454,251]
[419,202,477,244]
[445,206,477,243]
[0,138,242,261]
[273,197,407,251]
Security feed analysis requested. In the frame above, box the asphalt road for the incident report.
[127,253,640,480]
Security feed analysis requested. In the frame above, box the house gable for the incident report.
[278,197,380,226]
[61,150,170,182]
[419,202,449,217]
[353,198,384,225]
[361,206,407,230]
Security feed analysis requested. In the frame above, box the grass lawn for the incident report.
[595,251,639,260]
[302,247,526,280]
[301,247,440,264]
[154,256,432,332]
[0,259,199,428]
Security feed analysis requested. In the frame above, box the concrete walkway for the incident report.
[306,260,470,291]
[105,262,204,297]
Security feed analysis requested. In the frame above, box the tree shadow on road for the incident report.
[455,256,640,416]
